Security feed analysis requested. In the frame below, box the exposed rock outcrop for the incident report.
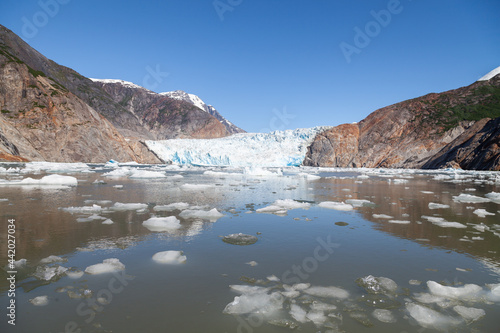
[305,73,500,170]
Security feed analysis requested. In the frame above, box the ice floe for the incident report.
[142,216,181,232]
[29,295,49,306]
[406,303,460,330]
[257,199,311,215]
[421,216,467,228]
[318,201,354,211]
[153,202,190,211]
[40,255,67,264]
[372,214,393,219]
[356,275,398,294]
[453,193,490,203]
[485,191,500,203]
[428,202,450,209]
[110,202,148,211]
[61,204,103,214]
[0,174,78,186]
[473,209,495,218]
[372,309,396,323]
[453,305,485,322]
[179,208,224,221]
[345,199,374,207]
[303,286,350,299]
[388,220,411,224]
[152,250,186,264]
[33,265,68,281]
[84,258,125,274]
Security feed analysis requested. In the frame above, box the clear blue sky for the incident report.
[1,0,499,133]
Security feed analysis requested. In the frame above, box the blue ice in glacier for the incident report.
[145,127,331,167]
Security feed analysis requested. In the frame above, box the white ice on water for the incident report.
[152,251,186,264]
[142,216,181,232]
[256,199,311,215]
[428,203,450,209]
[84,258,125,274]
[178,208,224,221]
[110,202,148,211]
[421,216,467,228]
[29,295,49,306]
[318,201,354,211]
[154,202,190,211]
[145,127,331,167]
[453,193,491,203]
[0,174,77,186]
[40,255,67,264]
[473,209,495,218]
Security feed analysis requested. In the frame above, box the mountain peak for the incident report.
[478,66,500,81]
[89,78,150,91]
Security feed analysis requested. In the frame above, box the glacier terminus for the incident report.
[145,127,332,167]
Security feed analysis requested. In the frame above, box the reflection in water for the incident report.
[0,163,499,332]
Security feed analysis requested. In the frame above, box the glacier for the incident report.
[145,127,331,167]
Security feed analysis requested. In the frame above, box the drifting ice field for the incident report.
[0,162,500,332]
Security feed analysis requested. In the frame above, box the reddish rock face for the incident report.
[304,75,500,170]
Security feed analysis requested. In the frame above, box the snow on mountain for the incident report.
[89,78,151,91]
[478,66,500,81]
[161,90,207,112]
[145,126,332,167]
[161,90,244,134]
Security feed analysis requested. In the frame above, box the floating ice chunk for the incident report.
[453,194,490,203]
[357,174,370,179]
[66,270,84,279]
[427,281,482,300]
[428,203,450,209]
[257,199,310,214]
[421,191,434,194]
[102,167,132,177]
[421,216,467,228]
[222,233,258,245]
[85,258,125,274]
[292,283,311,291]
[29,295,49,306]
[246,261,258,266]
[223,292,283,315]
[0,198,8,201]
[473,209,495,218]
[372,309,396,323]
[152,250,186,264]
[306,310,327,326]
[388,220,411,224]
[180,183,212,190]
[154,202,190,211]
[40,255,67,264]
[61,204,102,214]
[310,302,337,312]
[129,169,167,178]
[111,202,148,211]
[76,214,107,223]
[179,208,224,221]
[0,174,78,186]
[102,219,114,225]
[372,214,393,219]
[244,167,283,176]
[33,265,68,280]
[356,275,398,294]
[230,285,270,294]
[14,258,27,267]
[303,286,349,299]
[289,304,308,323]
[318,201,354,211]
[453,305,485,322]
[345,199,374,207]
[142,216,181,232]
[406,303,460,329]
[485,192,500,203]
[23,162,90,173]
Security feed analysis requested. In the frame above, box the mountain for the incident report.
[0,24,240,163]
[304,71,500,170]
[90,79,232,139]
[160,90,245,134]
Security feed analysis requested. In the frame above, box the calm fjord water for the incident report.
[0,163,499,333]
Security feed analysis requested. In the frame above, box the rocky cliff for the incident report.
[304,73,500,170]
[91,80,231,140]
[161,90,245,134]
[0,24,240,163]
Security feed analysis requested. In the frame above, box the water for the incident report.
[0,163,499,332]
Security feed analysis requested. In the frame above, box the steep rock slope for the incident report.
[161,90,245,134]
[91,80,230,139]
[0,25,161,163]
[305,73,500,170]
